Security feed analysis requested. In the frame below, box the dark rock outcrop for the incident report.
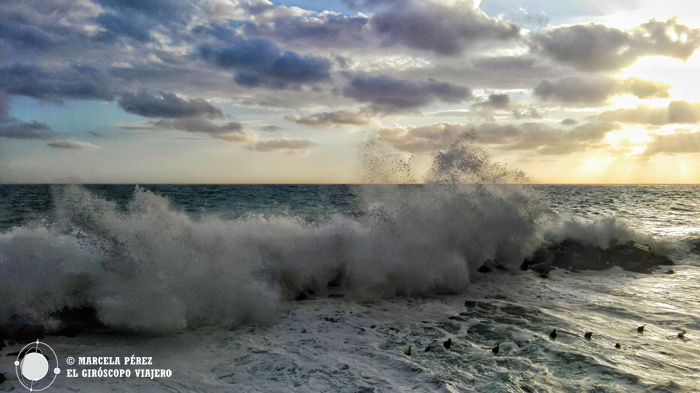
[0,306,106,341]
[48,306,105,337]
[523,239,674,274]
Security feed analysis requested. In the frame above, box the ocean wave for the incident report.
[0,131,671,335]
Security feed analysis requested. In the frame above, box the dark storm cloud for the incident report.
[0,93,55,140]
[598,101,700,125]
[95,0,193,22]
[642,131,700,156]
[376,121,618,155]
[531,18,700,72]
[0,20,56,50]
[95,10,153,42]
[369,0,520,56]
[47,139,100,150]
[247,138,317,154]
[198,35,331,89]
[285,110,375,127]
[118,90,224,119]
[343,75,472,112]
[94,0,193,42]
[0,64,116,102]
[0,0,103,53]
[0,118,54,140]
[533,76,671,105]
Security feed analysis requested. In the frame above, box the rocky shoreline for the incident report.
[521,238,675,275]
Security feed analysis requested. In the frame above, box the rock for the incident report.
[522,239,675,274]
[666,269,675,274]
[0,372,5,384]
[295,292,308,301]
[49,306,105,337]
[521,247,555,270]
[530,263,555,275]
[477,265,492,273]
[3,324,44,342]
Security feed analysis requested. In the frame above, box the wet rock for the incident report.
[477,265,492,273]
[2,324,44,342]
[666,269,675,274]
[49,306,105,337]
[295,292,308,301]
[530,263,555,275]
[520,239,674,274]
[523,239,674,274]
[521,247,555,270]
[0,372,5,384]
[464,300,478,308]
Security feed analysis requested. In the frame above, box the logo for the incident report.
[13,340,61,392]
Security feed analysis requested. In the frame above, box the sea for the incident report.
[1,183,699,392]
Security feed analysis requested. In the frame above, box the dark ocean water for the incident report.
[1,184,699,392]
[3,184,699,242]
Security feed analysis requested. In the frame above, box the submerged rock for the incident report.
[523,239,674,274]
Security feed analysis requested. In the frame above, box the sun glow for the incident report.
[622,54,700,102]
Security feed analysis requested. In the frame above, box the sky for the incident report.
[2,0,700,184]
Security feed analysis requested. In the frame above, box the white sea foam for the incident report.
[0,131,675,334]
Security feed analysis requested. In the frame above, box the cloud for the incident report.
[531,18,700,72]
[370,0,520,56]
[642,131,700,156]
[598,101,700,125]
[621,78,673,100]
[472,93,511,109]
[561,118,578,126]
[377,123,471,154]
[260,125,282,132]
[154,118,257,142]
[88,131,109,138]
[343,75,472,112]
[534,76,671,105]
[285,110,376,127]
[375,121,619,156]
[0,93,55,139]
[0,63,116,102]
[242,11,370,48]
[477,121,620,155]
[198,35,331,89]
[94,0,193,42]
[247,138,317,154]
[47,139,101,150]
[118,90,224,118]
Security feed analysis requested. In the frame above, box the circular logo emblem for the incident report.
[14,340,60,391]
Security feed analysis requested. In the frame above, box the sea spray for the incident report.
[0,130,671,335]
